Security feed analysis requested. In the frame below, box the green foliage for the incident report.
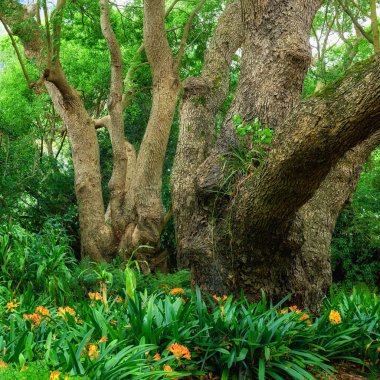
[220,116,273,195]
[73,256,190,298]
[1,280,379,379]
[0,362,84,380]
[0,225,378,379]
[0,223,76,303]
[331,148,380,288]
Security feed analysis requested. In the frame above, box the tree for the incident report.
[0,0,208,265]
[172,0,380,311]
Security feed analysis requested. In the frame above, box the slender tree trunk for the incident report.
[44,74,113,261]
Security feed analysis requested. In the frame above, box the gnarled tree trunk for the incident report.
[172,0,380,311]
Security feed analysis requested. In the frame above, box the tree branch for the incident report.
[337,0,374,44]
[0,17,32,87]
[176,0,206,69]
[233,55,380,244]
[143,0,175,80]
[41,0,53,66]
[100,0,128,232]
[51,0,67,63]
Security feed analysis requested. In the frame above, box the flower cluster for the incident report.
[170,288,184,296]
[58,306,76,317]
[329,310,342,325]
[23,306,51,327]
[36,305,50,316]
[213,295,228,303]
[6,300,20,313]
[167,343,191,360]
[278,306,310,323]
[50,371,61,380]
[88,344,99,359]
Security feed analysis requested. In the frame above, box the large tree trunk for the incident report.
[172,0,380,310]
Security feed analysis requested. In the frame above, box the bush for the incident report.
[0,222,76,303]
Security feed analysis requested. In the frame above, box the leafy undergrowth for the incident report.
[0,286,379,380]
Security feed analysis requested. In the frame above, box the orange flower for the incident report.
[6,300,20,313]
[163,364,173,372]
[153,353,161,361]
[116,296,122,303]
[329,310,342,325]
[213,295,228,303]
[88,344,99,359]
[98,336,108,343]
[35,306,50,316]
[170,288,184,296]
[0,361,8,369]
[110,319,118,325]
[89,292,102,301]
[23,313,42,327]
[299,313,310,321]
[50,371,61,380]
[167,343,191,360]
[75,317,83,325]
[289,305,299,312]
[280,309,288,314]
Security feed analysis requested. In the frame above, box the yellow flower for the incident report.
[6,300,20,313]
[58,306,76,318]
[329,310,342,325]
[88,344,99,359]
[50,371,61,380]
[170,288,184,296]
[88,292,102,301]
[153,353,161,361]
[167,343,191,360]
[75,317,83,325]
